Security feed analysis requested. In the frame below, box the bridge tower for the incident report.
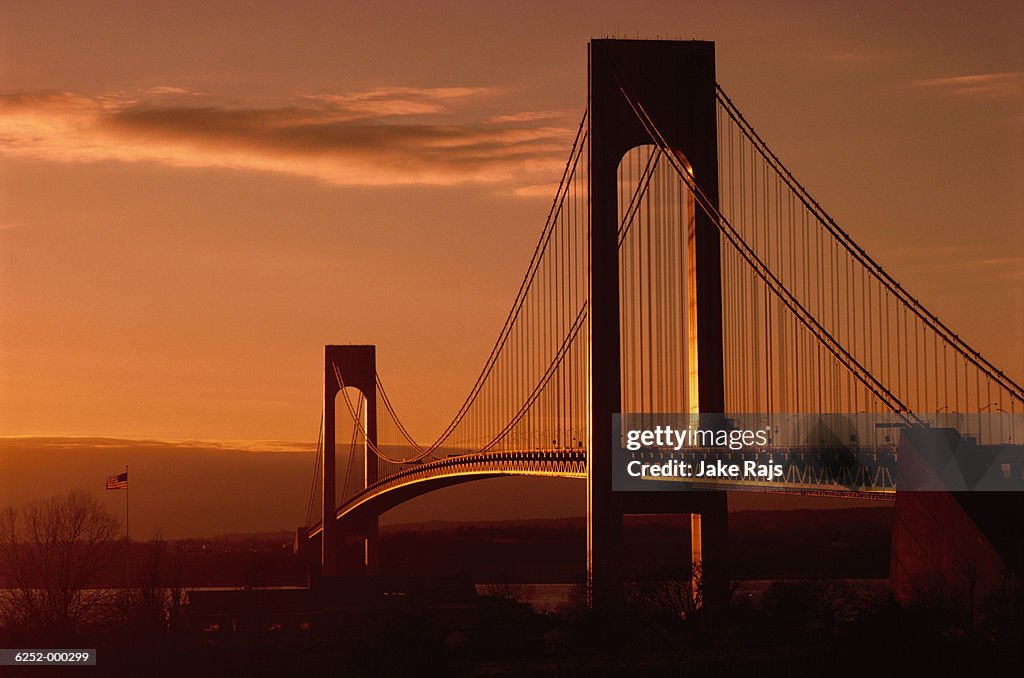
[322,344,379,577]
[588,39,729,609]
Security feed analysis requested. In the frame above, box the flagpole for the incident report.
[125,464,130,590]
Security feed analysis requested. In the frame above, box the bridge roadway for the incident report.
[307,449,587,540]
[306,445,896,541]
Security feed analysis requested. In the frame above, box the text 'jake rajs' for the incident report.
[625,458,784,480]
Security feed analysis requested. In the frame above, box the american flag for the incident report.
[105,471,128,490]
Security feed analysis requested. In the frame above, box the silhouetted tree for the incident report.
[0,489,122,640]
[634,562,704,621]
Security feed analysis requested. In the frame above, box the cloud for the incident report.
[488,110,568,124]
[0,435,313,453]
[965,257,1024,281]
[308,86,493,119]
[511,182,563,198]
[916,72,1023,98]
[140,85,205,97]
[893,245,1024,282]
[0,87,576,191]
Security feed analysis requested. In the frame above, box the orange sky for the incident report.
[2,0,1022,448]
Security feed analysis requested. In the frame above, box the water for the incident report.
[475,583,581,612]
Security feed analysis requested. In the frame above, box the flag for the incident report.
[106,471,128,490]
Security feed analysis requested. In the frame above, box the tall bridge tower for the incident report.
[588,39,728,609]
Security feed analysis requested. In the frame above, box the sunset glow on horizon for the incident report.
[2,1,1021,450]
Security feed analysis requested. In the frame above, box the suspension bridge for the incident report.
[296,40,1024,608]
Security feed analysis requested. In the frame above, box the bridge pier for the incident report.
[364,520,379,575]
[588,39,728,610]
[322,345,379,578]
[621,491,729,607]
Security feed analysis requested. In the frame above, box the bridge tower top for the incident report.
[325,344,376,397]
[588,38,723,418]
[589,39,718,168]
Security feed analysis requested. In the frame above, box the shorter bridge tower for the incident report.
[322,344,379,577]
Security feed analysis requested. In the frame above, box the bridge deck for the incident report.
[306,445,896,539]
